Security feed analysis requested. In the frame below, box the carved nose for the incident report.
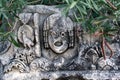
[54,41,63,46]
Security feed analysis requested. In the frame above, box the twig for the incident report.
[27,0,42,4]
[8,0,14,7]
[106,0,117,10]
[94,32,103,37]
[101,37,106,60]
[104,40,114,58]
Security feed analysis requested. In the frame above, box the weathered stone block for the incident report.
[0,5,119,80]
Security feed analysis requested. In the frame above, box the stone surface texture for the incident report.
[0,5,120,80]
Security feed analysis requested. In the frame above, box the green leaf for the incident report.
[116,1,120,5]
[75,5,84,20]
[65,0,70,4]
[56,4,67,8]
[62,6,69,16]
[76,5,87,15]
[0,0,2,7]
[1,12,8,20]
[80,1,89,8]
[9,35,20,47]
[69,1,77,9]
[85,0,93,9]
[73,12,79,22]
[91,0,99,11]
[93,21,102,25]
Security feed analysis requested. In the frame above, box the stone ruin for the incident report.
[0,5,120,80]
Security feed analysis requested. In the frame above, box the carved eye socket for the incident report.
[61,32,65,37]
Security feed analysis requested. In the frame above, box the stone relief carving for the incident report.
[30,57,52,71]
[4,48,36,73]
[43,13,74,52]
[3,13,36,73]
[18,13,34,49]
[97,56,118,70]
[1,5,120,80]
[42,13,77,62]
[18,25,34,48]
[3,9,120,73]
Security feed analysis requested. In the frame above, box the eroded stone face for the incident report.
[42,13,76,61]
[48,22,69,53]
[44,14,74,53]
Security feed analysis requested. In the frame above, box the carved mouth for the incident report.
[54,41,63,47]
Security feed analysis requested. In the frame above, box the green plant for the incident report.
[60,0,120,59]
[0,0,27,47]
[94,26,117,59]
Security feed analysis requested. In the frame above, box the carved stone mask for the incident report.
[43,13,74,54]
[48,23,68,53]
